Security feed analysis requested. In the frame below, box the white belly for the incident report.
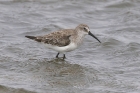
[44,42,78,53]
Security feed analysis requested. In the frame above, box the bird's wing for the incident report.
[38,31,71,47]
[26,29,74,47]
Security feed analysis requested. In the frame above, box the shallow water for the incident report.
[0,0,140,93]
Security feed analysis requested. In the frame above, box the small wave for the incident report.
[0,85,36,93]
[105,1,134,8]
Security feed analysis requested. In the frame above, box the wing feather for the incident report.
[26,29,74,47]
[39,31,71,47]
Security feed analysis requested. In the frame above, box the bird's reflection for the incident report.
[28,58,96,88]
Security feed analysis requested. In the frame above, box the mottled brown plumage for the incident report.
[25,29,76,47]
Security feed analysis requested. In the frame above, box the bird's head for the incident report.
[76,24,101,43]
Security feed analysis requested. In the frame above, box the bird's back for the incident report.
[25,29,76,47]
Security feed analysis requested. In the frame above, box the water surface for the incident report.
[0,0,140,93]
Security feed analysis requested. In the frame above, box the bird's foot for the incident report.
[63,54,66,60]
[56,53,59,58]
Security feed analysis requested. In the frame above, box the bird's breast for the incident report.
[44,42,77,53]
[65,42,77,52]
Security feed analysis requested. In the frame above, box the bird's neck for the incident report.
[72,30,86,46]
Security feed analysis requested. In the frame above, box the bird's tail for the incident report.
[25,36,42,42]
[25,36,36,40]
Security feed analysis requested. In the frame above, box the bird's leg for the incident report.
[63,54,66,59]
[56,53,59,58]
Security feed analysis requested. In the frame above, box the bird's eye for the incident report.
[84,27,87,31]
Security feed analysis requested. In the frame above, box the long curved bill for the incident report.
[88,31,101,43]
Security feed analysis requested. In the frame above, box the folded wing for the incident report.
[25,31,71,47]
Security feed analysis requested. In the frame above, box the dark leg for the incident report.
[56,53,59,58]
[63,54,66,59]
